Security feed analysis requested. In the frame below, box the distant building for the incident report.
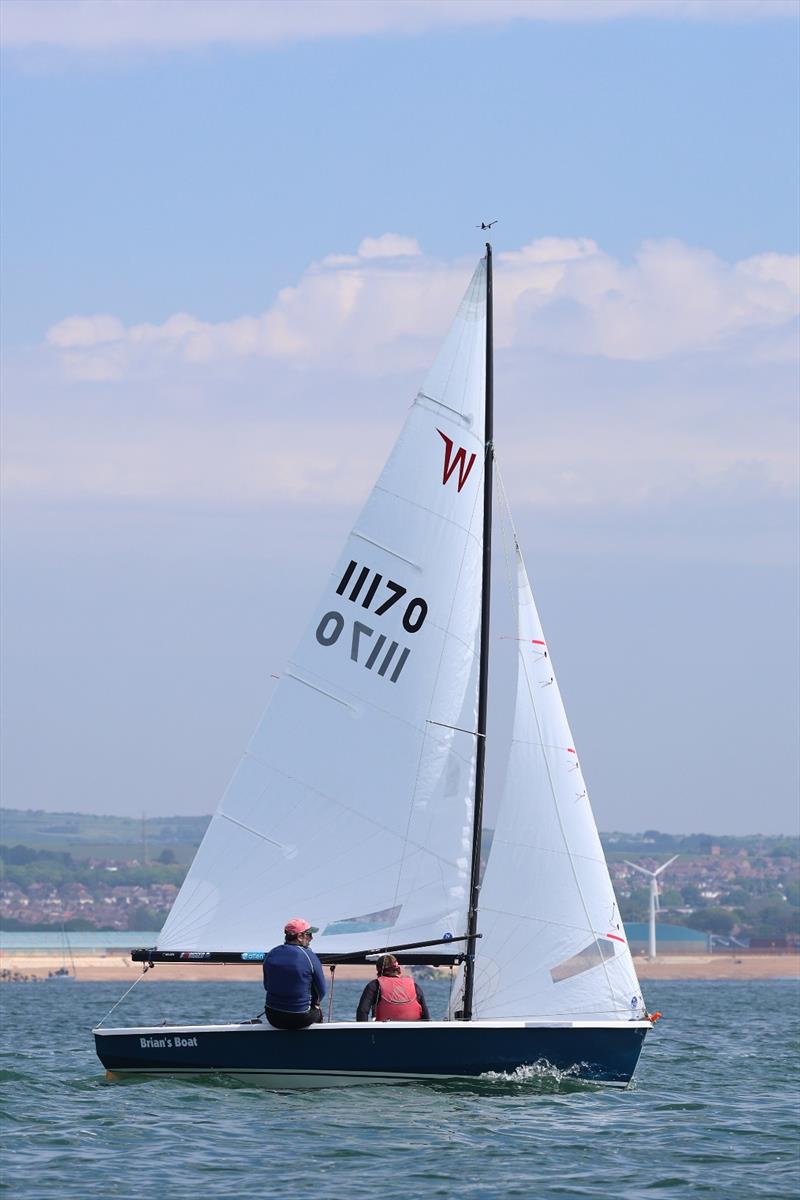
[625,923,710,955]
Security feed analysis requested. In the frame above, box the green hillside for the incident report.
[0,808,210,864]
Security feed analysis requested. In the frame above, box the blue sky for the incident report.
[3,11,798,341]
[1,0,798,833]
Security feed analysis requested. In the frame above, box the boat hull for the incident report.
[95,1019,649,1089]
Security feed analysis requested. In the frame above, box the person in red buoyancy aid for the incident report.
[356,954,430,1022]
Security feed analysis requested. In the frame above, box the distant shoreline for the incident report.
[1,951,797,983]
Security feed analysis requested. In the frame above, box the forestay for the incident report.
[470,543,644,1022]
[159,259,488,955]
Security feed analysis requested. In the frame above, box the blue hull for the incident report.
[95,1020,649,1088]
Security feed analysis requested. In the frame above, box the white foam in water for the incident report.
[479,1059,591,1086]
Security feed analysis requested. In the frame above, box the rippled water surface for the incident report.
[1,978,798,1199]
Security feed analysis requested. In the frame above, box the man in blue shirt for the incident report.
[263,917,327,1029]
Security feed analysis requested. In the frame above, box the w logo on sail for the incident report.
[437,429,477,493]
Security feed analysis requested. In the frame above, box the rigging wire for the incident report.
[95,964,151,1028]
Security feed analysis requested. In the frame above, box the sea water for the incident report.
[0,931,156,951]
[0,978,797,1199]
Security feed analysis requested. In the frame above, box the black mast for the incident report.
[461,242,494,1022]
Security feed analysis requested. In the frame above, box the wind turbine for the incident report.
[624,855,679,958]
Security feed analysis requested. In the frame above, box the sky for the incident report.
[1,0,798,835]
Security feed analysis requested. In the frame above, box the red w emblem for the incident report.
[437,429,477,493]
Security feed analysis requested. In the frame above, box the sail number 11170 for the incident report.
[314,558,429,685]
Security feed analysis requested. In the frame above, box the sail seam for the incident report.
[372,485,482,542]
[425,619,480,660]
[480,904,620,938]
[283,830,393,907]
[510,738,581,752]
[240,751,468,871]
[158,881,224,946]
[488,836,609,866]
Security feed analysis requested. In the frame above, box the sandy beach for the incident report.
[2,951,797,983]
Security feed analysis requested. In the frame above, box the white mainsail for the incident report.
[159,259,488,954]
[470,543,644,1022]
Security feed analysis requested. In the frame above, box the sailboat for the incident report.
[94,245,652,1087]
[46,924,76,981]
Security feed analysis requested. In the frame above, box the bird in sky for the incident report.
[476,219,498,230]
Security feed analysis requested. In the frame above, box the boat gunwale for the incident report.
[95,1018,653,1036]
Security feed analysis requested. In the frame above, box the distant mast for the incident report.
[462,242,494,1021]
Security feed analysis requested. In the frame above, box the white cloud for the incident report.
[1,0,795,50]
[503,239,800,360]
[44,236,800,381]
[4,349,796,519]
[1,412,385,507]
[2,232,795,555]
[46,314,125,349]
[357,234,421,260]
[322,235,423,268]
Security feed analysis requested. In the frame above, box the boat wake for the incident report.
[477,1059,598,1091]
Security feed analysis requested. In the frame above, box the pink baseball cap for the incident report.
[284,917,318,936]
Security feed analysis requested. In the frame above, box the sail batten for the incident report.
[415,392,473,423]
[351,531,421,568]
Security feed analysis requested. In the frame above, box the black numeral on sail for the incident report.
[316,611,344,646]
[336,560,428,634]
[374,580,405,616]
[315,612,410,683]
[353,621,410,681]
[402,597,427,634]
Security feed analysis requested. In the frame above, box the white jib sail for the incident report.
[159,258,488,954]
[471,542,645,1022]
